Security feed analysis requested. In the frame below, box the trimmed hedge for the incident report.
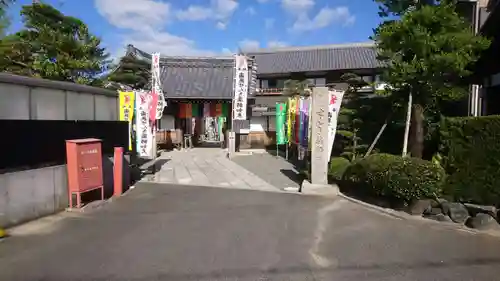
[342,154,445,203]
[440,116,500,205]
[328,157,350,182]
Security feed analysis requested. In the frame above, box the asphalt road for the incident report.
[1,183,500,281]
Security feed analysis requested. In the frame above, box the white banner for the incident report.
[233,55,248,120]
[327,90,345,162]
[135,91,153,158]
[151,52,165,120]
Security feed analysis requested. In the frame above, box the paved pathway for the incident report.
[143,148,278,191]
[2,184,500,281]
[232,151,303,190]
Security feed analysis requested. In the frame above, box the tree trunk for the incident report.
[402,92,412,157]
[410,104,424,158]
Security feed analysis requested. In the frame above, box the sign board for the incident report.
[233,119,250,134]
[275,103,287,145]
[151,52,166,119]
[310,87,329,185]
[233,55,249,120]
[327,90,345,161]
[135,91,153,158]
[118,91,135,151]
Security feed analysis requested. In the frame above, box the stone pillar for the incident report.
[310,87,329,185]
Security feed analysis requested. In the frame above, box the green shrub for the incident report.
[342,153,445,203]
[440,116,500,205]
[328,157,350,181]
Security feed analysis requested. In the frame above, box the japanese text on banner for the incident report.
[232,55,248,120]
[118,91,135,151]
[135,91,153,158]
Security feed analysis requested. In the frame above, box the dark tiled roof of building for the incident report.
[247,42,383,75]
[126,45,256,99]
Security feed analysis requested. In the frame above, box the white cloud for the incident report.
[239,39,261,52]
[216,22,227,30]
[290,6,355,32]
[95,0,216,57]
[125,29,216,56]
[245,6,257,15]
[94,0,170,32]
[264,18,275,29]
[175,0,238,29]
[268,41,288,48]
[281,0,315,15]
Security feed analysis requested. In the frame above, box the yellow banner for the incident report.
[119,91,135,151]
[287,97,297,143]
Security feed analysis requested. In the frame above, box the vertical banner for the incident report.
[327,90,345,161]
[287,98,293,143]
[275,103,287,145]
[151,53,165,120]
[203,103,210,117]
[288,97,297,143]
[119,91,135,151]
[135,91,153,158]
[215,103,223,117]
[233,55,248,120]
[191,103,200,117]
[146,91,158,123]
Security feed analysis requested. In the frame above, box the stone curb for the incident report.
[338,193,500,239]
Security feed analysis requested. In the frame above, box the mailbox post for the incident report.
[65,138,104,208]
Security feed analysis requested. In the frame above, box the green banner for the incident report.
[276,103,287,145]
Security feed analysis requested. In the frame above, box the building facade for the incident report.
[244,42,383,148]
[126,42,383,149]
[467,0,500,116]
[126,45,256,148]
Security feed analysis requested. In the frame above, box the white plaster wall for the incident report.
[0,83,30,119]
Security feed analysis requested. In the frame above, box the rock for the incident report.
[447,203,470,224]
[425,213,452,222]
[424,207,443,216]
[407,199,432,215]
[440,201,451,214]
[465,213,500,230]
[463,203,497,218]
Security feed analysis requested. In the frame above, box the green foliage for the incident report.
[0,2,110,84]
[372,1,490,158]
[343,153,445,203]
[106,53,151,90]
[283,79,311,96]
[439,116,500,205]
[328,157,351,182]
[373,2,489,107]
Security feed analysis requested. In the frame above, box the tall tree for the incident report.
[372,0,490,158]
[0,0,14,37]
[0,2,110,84]
[106,53,151,90]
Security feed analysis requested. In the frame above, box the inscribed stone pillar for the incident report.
[310,87,329,185]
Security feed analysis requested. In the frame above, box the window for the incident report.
[361,76,373,84]
[315,78,326,86]
[276,79,286,88]
[267,79,277,88]
[260,79,269,89]
[306,78,326,86]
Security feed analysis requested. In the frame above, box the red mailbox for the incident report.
[65,138,104,208]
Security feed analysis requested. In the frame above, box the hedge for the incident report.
[328,157,350,182]
[342,153,445,203]
[439,116,500,205]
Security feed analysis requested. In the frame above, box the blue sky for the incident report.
[7,0,383,58]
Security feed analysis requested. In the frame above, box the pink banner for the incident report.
[147,91,158,123]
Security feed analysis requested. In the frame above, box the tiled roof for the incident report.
[246,42,383,75]
[126,45,257,99]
